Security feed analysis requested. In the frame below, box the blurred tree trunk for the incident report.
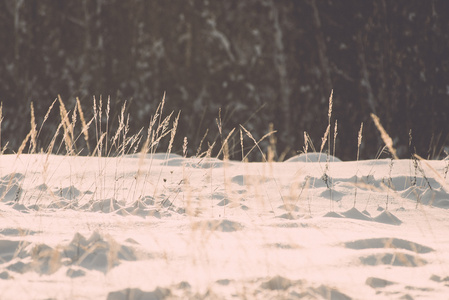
[269,0,291,143]
[307,0,332,103]
[355,30,376,114]
[13,0,24,61]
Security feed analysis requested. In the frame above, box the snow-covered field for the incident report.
[1,152,449,299]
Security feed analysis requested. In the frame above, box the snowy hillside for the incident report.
[1,153,449,299]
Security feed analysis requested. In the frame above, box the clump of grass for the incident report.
[58,95,76,155]
[132,94,178,200]
[5,90,449,221]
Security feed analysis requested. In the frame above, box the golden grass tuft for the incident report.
[58,95,75,155]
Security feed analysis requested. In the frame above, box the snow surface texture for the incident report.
[1,153,449,299]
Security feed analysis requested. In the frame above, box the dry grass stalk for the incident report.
[167,111,180,156]
[159,92,166,125]
[268,122,276,162]
[46,123,63,156]
[206,141,216,159]
[240,125,275,162]
[304,131,316,153]
[414,154,449,193]
[333,120,338,159]
[182,137,188,157]
[328,89,333,120]
[147,113,174,153]
[196,129,209,158]
[356,122,363,162]
[216,128,236,160]
[126,128,143,155]
[97,96,104,156]
[60,110,74,155]
[320,124,330,153]
[37,98,57,140]
[370,113,398,159]
[354,122,364,207]
[110,101,127,153]
[92,96,106,156]
[57,96,74,139]
[1,142,8,155]
[326,90,333,160]
[303,131,309,154]
[58,96,75,155]
[93,96,98,145]
[76,97,91,154]
[0,102,2,152]
[92,132,107,157]
[30,102,37,154]
[17,132,31,157]
[119,113,130,156]
[70,105,78,151]
[239,128,246,162]
[105,96,110,155]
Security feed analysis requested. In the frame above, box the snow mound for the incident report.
[344,237,434,253]
[62,232,139,272]
[341,207,372,221]
[81,198,123,213]
[373,211,402,225]
[360,252,427,267]
[402,187,449,208]
[0,173,24,202]
[0,231,142,276]
[57,185,82,200]
[0,239,29,262]
[0,228,38,236]
[285,152,342,163]
[260,275,296,290]
[107,287,171,300]
[318,188,345,201]
[193,219,243,232]
[366,277,396,288]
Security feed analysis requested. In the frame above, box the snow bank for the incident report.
[1,153,448,299]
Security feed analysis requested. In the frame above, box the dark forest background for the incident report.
[1,0,448,160]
